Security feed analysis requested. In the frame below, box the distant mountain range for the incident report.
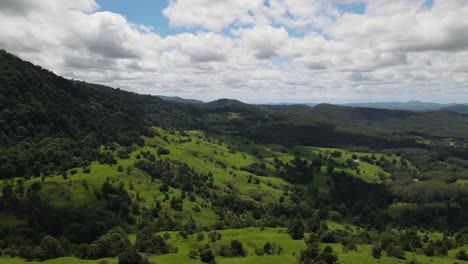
[339,101,466,112]
[158,96,468,114]
[440,104,468,114]
[157,95,204,104]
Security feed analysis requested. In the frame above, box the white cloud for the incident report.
[234,25,289,59]
[162,0,263,31]
[1,0,468,103]
[162,32,234,64]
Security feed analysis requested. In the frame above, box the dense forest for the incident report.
[2,49,468,263]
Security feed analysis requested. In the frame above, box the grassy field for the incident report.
[0,127,451,264]
[3,226,458,264]
[0,127,407,216]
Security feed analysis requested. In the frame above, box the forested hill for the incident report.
[3,49,468,178]
[3,50,468,264]
[0,50,197,178]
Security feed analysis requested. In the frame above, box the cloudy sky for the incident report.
[1,0,468,103]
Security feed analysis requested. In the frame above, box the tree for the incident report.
[299,234,320,263]
[34,235,65,260]
[188,250,199,259]
[157,147,170,155]
[423,243,435,256]
[317,246,338,264]
[288,220,305,240]
[300,237,337,264]
[32,161,41,177]
[208,231,222,242]
[312,159,322,168]
[200,248,215,263]
[331,151,342,158]
[170,196,183,211]
[371,243,382,259]
[90,227,132,259]
[386,244,405,259]
[230,240,246,257]
[263,242,272,255]
[2,182,13,199]
[196,232,205,241]
[118,248,144,264]
[456,249,468,261]
[0,159,15,179]
[135,227,173,255]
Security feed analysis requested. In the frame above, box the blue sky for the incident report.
[97,0,178,36]
[97,0,369,37]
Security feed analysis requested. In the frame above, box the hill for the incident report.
[2,50,468,264]
[440,104,468,114]
[341,101,457,111]
[158,95,204,104]
[0,49,200,178]
[307,104,468,139]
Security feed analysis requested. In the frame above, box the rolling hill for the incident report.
[2,50,468,264]
[440,104,468,114]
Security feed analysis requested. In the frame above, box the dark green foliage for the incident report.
[188,250,199,259]
[331,151,342,158]
[385,244,405,259]
[288,220,305,240]
[170,196,183,211]
[87,227,132,259]
[208,231,222,242]
[118,248,144,264]
[32,235,65,261]
[456,249,468,261]
[0,50,198,178]
[263,242,272,255]
[279,156,314,184]
[371,243,382,258]
[134,159,208,195]
[240,162,267,176]
[135,227,175,255]
[230,240,246,257]
[199,247,215,263]
[316,246,338,264]
[196,232,205,241]
[299,234,324,264]
[157,147,170,155]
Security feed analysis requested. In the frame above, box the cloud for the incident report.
[163,0,262,31]
[234,25,289,59]
[0,0,98,15]
[163,32,234,63]
[1,0,468,103]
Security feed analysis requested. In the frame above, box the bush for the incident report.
[118,248,144,264]
[200,248,215,263]
[157,147,170,155]
[230,240,246,257]
[33,235,65,261]
[196,232,205,241]
[371,243,382,259]
[331,151,342,158]
[188,250,199,259]
[287,220,305,240]
[386,244,405,259]
[457,249,468,261]
[208,231,222,242]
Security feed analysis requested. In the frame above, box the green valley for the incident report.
[2,50,468,264]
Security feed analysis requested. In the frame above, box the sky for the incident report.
[1,0,468,104]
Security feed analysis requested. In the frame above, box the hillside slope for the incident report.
[2,50,468,264]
